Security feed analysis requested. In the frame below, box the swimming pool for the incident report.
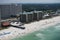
[12,23,60,40]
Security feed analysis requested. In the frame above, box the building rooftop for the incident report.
[20,11,33,14]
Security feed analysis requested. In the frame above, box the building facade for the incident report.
[0,4,22,20]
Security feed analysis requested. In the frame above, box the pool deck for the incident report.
[0,16,60,40]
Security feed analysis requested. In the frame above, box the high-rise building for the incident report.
[0,3,22,20]
[0,9,1,27]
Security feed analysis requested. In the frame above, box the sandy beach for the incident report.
[0,16,60,40]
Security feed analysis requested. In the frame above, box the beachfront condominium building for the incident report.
[0,9,1,27]
[0,3,22,20]
[0,9,1,20]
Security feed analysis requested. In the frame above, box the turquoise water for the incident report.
[12,23,60,40]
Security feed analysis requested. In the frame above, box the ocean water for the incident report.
[12,23,60,40]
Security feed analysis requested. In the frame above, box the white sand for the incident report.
[0,16,60,40]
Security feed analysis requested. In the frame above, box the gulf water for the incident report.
[12,23,60,40]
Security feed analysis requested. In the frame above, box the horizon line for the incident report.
[0,3,60,5]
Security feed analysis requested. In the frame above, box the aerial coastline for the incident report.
[0,16,60,40]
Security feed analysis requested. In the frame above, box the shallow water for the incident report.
[12,23,60,40]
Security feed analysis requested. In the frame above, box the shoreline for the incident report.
[0,16,60,40]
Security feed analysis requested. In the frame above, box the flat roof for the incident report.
[20,12,33,14]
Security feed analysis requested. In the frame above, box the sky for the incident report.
[0,0,60,4]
